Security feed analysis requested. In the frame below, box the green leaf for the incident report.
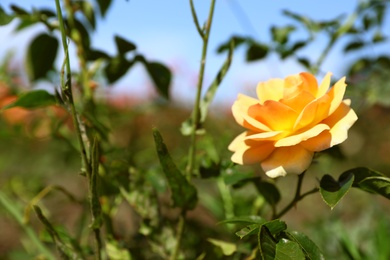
[275,239,305,260]
[344,41,365,52]
[259,226,277,260]
[114,35,136,54]
[297,57,311,69]
[246,43,268,62]
[319,173,354,209]
[86,49,110,61]
[284,231,325,260]
[144,61,172,99]
[373,31,386,43]
[271,25,295,44]
[236,224,262,239]
[234,219,286,239]
[81,1,96,29]
[358,177,390,200]
[104,56,133,83]
[2,90,56,110]
[207,238,237,256]
[339,167,390,199]
[153,128,198,210]
[0,7,15,25]
[254,180,281,206]
[106,240,132,260]
[217,35,248,53]
[264,219,287,235]
[96,0,112,17]
[222,170,255,186]
[26,33,58,80]
[10,4,29,15]
[199,40,233,123]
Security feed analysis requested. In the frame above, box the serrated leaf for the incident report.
[236,224,260,239]
[26,33,58,80]
[358,177,390,200]
[275,239,305,260]
[344,41,365,52]
[2,90,56,110]
[246,43,268,61]
[234,219,286,239]
[285,231,325,260]
[144,61,171,99]
[207,238,237,256]
[264,219,287,235]
[259,226,277,260]
[153,128,197,210]
[319,173,354,209]
[104,56,133,83]
[114,35,136,54]
[0,7,14,25]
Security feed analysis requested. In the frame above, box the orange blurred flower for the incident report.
[229,72,358,178]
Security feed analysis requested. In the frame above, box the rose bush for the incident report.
[229,72,358,178]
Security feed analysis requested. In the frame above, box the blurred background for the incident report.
[0,0,390,259]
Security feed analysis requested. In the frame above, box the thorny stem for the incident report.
[56,2,101,260]
[273,172,319,219]
[55,0,90,176]
[170,1,216,260]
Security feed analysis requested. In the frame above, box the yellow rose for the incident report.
[228,72,358,178]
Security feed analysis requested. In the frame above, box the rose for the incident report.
[228,72,358,178]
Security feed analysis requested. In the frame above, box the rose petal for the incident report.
[244,130,285,141]
[283,74,302,99]
[317,72,332,98]
[248,101,298,131]
[229,136,275,165]
[232,94,272,132]
[300,72,319,97]
[293,94,331,130]
[275,124,330,147]
[261,145,313,178]
[300,101,358,151]
[256,78,284,104]
[327,76,347,115]
[280,90,315,113]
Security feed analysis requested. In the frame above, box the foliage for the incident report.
[0,0,389,259]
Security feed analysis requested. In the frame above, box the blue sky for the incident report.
[1,0,389,105]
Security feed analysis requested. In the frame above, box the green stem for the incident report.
[63,0,92,100]
[55,0,91,175]
[170,1,216,260]
[186,0,216,179]
[312,36,336,75]
[170,213,186,260]
[274,172,319,219]
[0,191,56,260]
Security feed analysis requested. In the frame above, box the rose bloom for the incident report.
[229,72,358,178]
